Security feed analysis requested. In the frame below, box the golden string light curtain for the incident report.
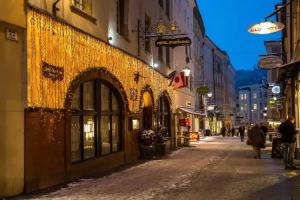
[27,9,174,113]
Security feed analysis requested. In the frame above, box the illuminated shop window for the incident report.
[157,96,171,137]
[240,94,243,100]
[244,94,247,99]
[71,80,122,163]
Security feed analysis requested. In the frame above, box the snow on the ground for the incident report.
[29,137,227,200]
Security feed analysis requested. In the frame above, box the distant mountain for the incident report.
[235,67,267,90]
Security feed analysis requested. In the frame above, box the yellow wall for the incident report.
[0,22,25,197]
[0,0,26,27]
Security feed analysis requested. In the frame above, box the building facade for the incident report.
[0,0,211,197]
[0,0,26,197]
[238,84,268,125]
[203,36,236,133]
[277,0,300,156]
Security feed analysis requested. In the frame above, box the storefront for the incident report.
[25,8,175,192]
[175,107,205,146]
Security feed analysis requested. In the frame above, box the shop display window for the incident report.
[157,96,171,137]
[70,80,122,163]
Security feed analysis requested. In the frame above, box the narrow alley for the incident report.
[20,137,300,200]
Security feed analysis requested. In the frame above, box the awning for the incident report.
[177,107,206,116]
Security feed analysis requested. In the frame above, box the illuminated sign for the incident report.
[258,56,283,69]
[155,37,191,47]
[248,21,284,34]
[271,86,281,94]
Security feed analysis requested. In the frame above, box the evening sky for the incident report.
[197,0,282,70]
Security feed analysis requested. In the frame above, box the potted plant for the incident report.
[153,127,167,155]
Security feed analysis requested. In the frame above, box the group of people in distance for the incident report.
[219,117,298,170]
[233,116,298,170]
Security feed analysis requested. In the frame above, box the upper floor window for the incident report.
[166,0,170,18]
[71,80,123,163]
[159,0,164,9]
[165,47,170,67]
[240,94,244,100]
[73,0,92,15]
[158,46,164,62]
[253,93,257,99]
[117,0,129,38]
[145,15,151,53]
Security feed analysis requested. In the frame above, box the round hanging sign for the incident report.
[258,56,283,69]
[271,86,280,94]
[248,21,285,34]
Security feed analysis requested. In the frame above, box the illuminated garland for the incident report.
[27,9,174,114]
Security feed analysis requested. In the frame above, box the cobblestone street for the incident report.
[20,137,300,200]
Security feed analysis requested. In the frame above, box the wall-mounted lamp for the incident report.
[152,63,158,68]
[207,92,213,98]
[134,72,147,83]
[182,66,191,77]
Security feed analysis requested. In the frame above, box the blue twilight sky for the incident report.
[196,0,282,70]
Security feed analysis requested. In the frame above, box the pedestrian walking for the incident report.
[279,116,298,170]
[221,126,226,137]
[260,123,268,139]
[239,126,245,142]
[231,127,235,137]
[248,124,265,159]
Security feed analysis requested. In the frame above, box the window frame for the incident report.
[157,96,171,137]
[70,80,123,163]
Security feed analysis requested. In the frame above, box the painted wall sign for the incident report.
[42,62,64,81]
[6,28,18,42]
[155,37,191,47]
[258,56,283,69]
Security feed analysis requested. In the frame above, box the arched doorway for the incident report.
[142,91,153,130]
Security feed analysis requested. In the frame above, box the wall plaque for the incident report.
[42,62,64,81]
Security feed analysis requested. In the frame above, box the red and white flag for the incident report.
[173,72,185,89]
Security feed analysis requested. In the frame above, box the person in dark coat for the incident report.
[279,116,298,169]
[221,126,226,137]
[260,123,268,138]
[239,126,245,142]
[231,127,235,137]
[248,124,265,159]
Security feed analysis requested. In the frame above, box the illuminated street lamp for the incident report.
[207,92,213,98]
[182,66,191,77]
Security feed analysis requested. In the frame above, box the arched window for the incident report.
[70,80,122,162]
[157,96,171,137]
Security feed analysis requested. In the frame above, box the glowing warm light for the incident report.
[248,21,284,34]
[182,66,191,77]
[153,63,158,68]
[207,92,213,98]
[27,9,174,113]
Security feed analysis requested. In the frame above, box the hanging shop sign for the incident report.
[271,86,281,94]
[248,21,285,34]
[258,56,283,69]
[155,37,191,48]
[196,86,210,95]
[42,62,64,81]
